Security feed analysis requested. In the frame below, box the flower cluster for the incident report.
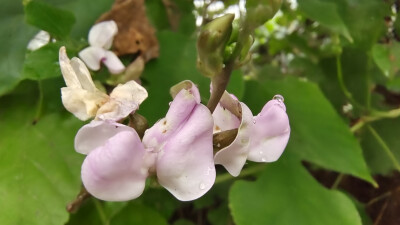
[60,46,290,201]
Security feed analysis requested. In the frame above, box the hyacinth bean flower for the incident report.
[74,81,216,201]
[213,92,290,176]
[79,20,125,74]
[59,46,148,121]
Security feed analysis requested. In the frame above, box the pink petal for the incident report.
[214,102,253,176]
[142,86,199,150]
[81,130,148,201]
[88,20,118,49]
[247,99,290,162]
[143,83,215,200]
[75,120,137,155]
[155,104,215,201]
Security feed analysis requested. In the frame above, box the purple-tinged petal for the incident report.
[247,99,290,162]
[142,87,199,150]
[155,104,215,201]
[88,20,118,49]
[214,102,253,176]
[75,120,136,155]
[79,46,106,71]
[102,51,125,74]
[81,131,148,201]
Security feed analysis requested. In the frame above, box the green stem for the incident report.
[367,125,400,171]
[336,54,354,103]
[93,199,108,225]
[331,173,344,189]
[215,164,266,184]
[350,107,400,133]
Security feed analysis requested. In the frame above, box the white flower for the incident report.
[59,46,147,121]
[79,20,125,74]
[27,31,51,51]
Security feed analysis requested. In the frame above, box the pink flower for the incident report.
[213,93,290,176]
[75,81,216,201]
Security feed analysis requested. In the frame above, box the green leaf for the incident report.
[297,0,352,42]
[140,31,210,124]
[0,81,84,225]
[0,2,37,96]
[242,77,375,184]
[361,118,400,174]
[22,43,63,80]
[229,157,362,225]
[372,42,400,79]
[24,1,76,39]
[111,202,169,225]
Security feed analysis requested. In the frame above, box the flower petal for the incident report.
[214,102,253,176]
[69,57,97,92]
[27,30,50,51]
[59,46,82,88]
[88,20,118,49]
[247,99,290,162]
[97,80,148,121]
[61,87,108,121]
[75,120,136,154]
[142,84,199,150]
[212,103,240,133]
[79,46,106,71]
[102,51,126,74]
[81,130,148,201]
[155,104,215,201]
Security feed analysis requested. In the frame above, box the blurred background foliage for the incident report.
[0,0,400,224]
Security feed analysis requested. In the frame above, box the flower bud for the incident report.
[197,14,234,77]
[245,0,282,29]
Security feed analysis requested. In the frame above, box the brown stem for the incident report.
[213,128,238,151]
[207,62,234,113]
[66,186,91,213]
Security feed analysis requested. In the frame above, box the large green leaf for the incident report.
[229,157,362,225]
[242,77,375,184]
[372,42,400,79]
[24,0,75,39]
[0,81,84,225]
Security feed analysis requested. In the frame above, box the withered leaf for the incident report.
[97,0,159,61]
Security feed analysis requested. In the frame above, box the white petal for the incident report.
[70,57,97,92]
[27,31,50,51]
[59,46,81,88]
[247,99,291,162]
[88,20,118,49]
[81,131,148,201]
[96,80,148,121]
[79,46,106,71]
[74,120,136,154]
[102,51,125,74]
[212,103,240,133]
[61,87,108,121]
[214,102,253,176]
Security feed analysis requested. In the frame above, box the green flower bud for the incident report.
[197,14,234,77]
[245,0,282,29]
